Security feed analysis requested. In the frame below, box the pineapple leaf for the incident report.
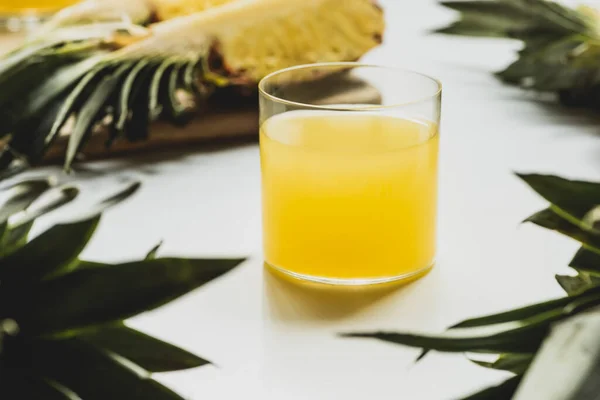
[525,208,600,254]
[470,353,534,375]
[31,338,186,400]
[0,215,100,282]
[149,58,180,119]
[459,375,522,400]
[161,63,195,125]
[81,324,209,372]
[65,63,135,171]
[25,258,245,335]
[125,65,153,142]
[110,59,155,145]
[44,60,107,149]
[518,174,600,223]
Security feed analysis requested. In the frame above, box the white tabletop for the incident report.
[26,0,600,398]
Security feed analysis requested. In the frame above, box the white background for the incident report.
[25,0,600,398]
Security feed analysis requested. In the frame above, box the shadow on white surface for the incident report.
[263,264,419,322]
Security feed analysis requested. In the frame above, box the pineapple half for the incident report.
[137,0,385,81]
[0,0,384,173]
[153,0,242,21]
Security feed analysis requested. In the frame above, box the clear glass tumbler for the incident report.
[259,63,442,286]
[0,0,79,32]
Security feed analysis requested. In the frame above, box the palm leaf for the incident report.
[0,215,99,281]
[437,0,600,107]
[31,338,186,400]
[524,208,600,253]
[81,324,209,372]
[0,174,247,399]
[24,258,245,335]
[1,368,76,400]
[518,174,600,224]
[343,170,600,398]
[460,376,522,400]
[470,353,533,375]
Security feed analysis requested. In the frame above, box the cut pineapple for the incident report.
[141,0,384,82]
[153,0,241,21]
[0,0,384,171]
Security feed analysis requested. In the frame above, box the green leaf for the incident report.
[47,65,105,149]
[555,273,600,296]
[570,246,600,274]
[161,62,195,125]
[65,63,134,171]
[75,260,111,269]
[9,185,79,229]
[26,257,245,334]
[0,369,75,400]
[451,295,574,329]
[111,59,154,144]
[1,221,33,255]
[436,1,544,38]
[81,324,209,372]
[525,208,600,253]
[0,215,100,281]
[20,55,103,135]
[518,174,600,224]
[31,339,185,400]
[341,289,600,354]
[145,241,163,260]
[459,376,522,400]
[149,58,179,118]
[341,329,546,354]
[437,0,589,39]
[0,182,78,257]
[471,353,534,375]
[0,178,52,223]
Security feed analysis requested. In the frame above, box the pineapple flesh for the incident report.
[138,0,385,82]
[153,0,241,21]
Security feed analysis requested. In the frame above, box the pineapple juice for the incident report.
[261,111,439,282]
[0,0,79,12]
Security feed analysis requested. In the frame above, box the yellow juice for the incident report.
[261,112,439,282]
[0,0,78,12]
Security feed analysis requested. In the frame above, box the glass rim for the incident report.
[258,62,442,111]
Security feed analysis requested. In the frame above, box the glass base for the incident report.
[0,14,48,33]
[265,262,435,286]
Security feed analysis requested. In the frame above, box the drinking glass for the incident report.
[259,62,442,286]
[0,0,80,32]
